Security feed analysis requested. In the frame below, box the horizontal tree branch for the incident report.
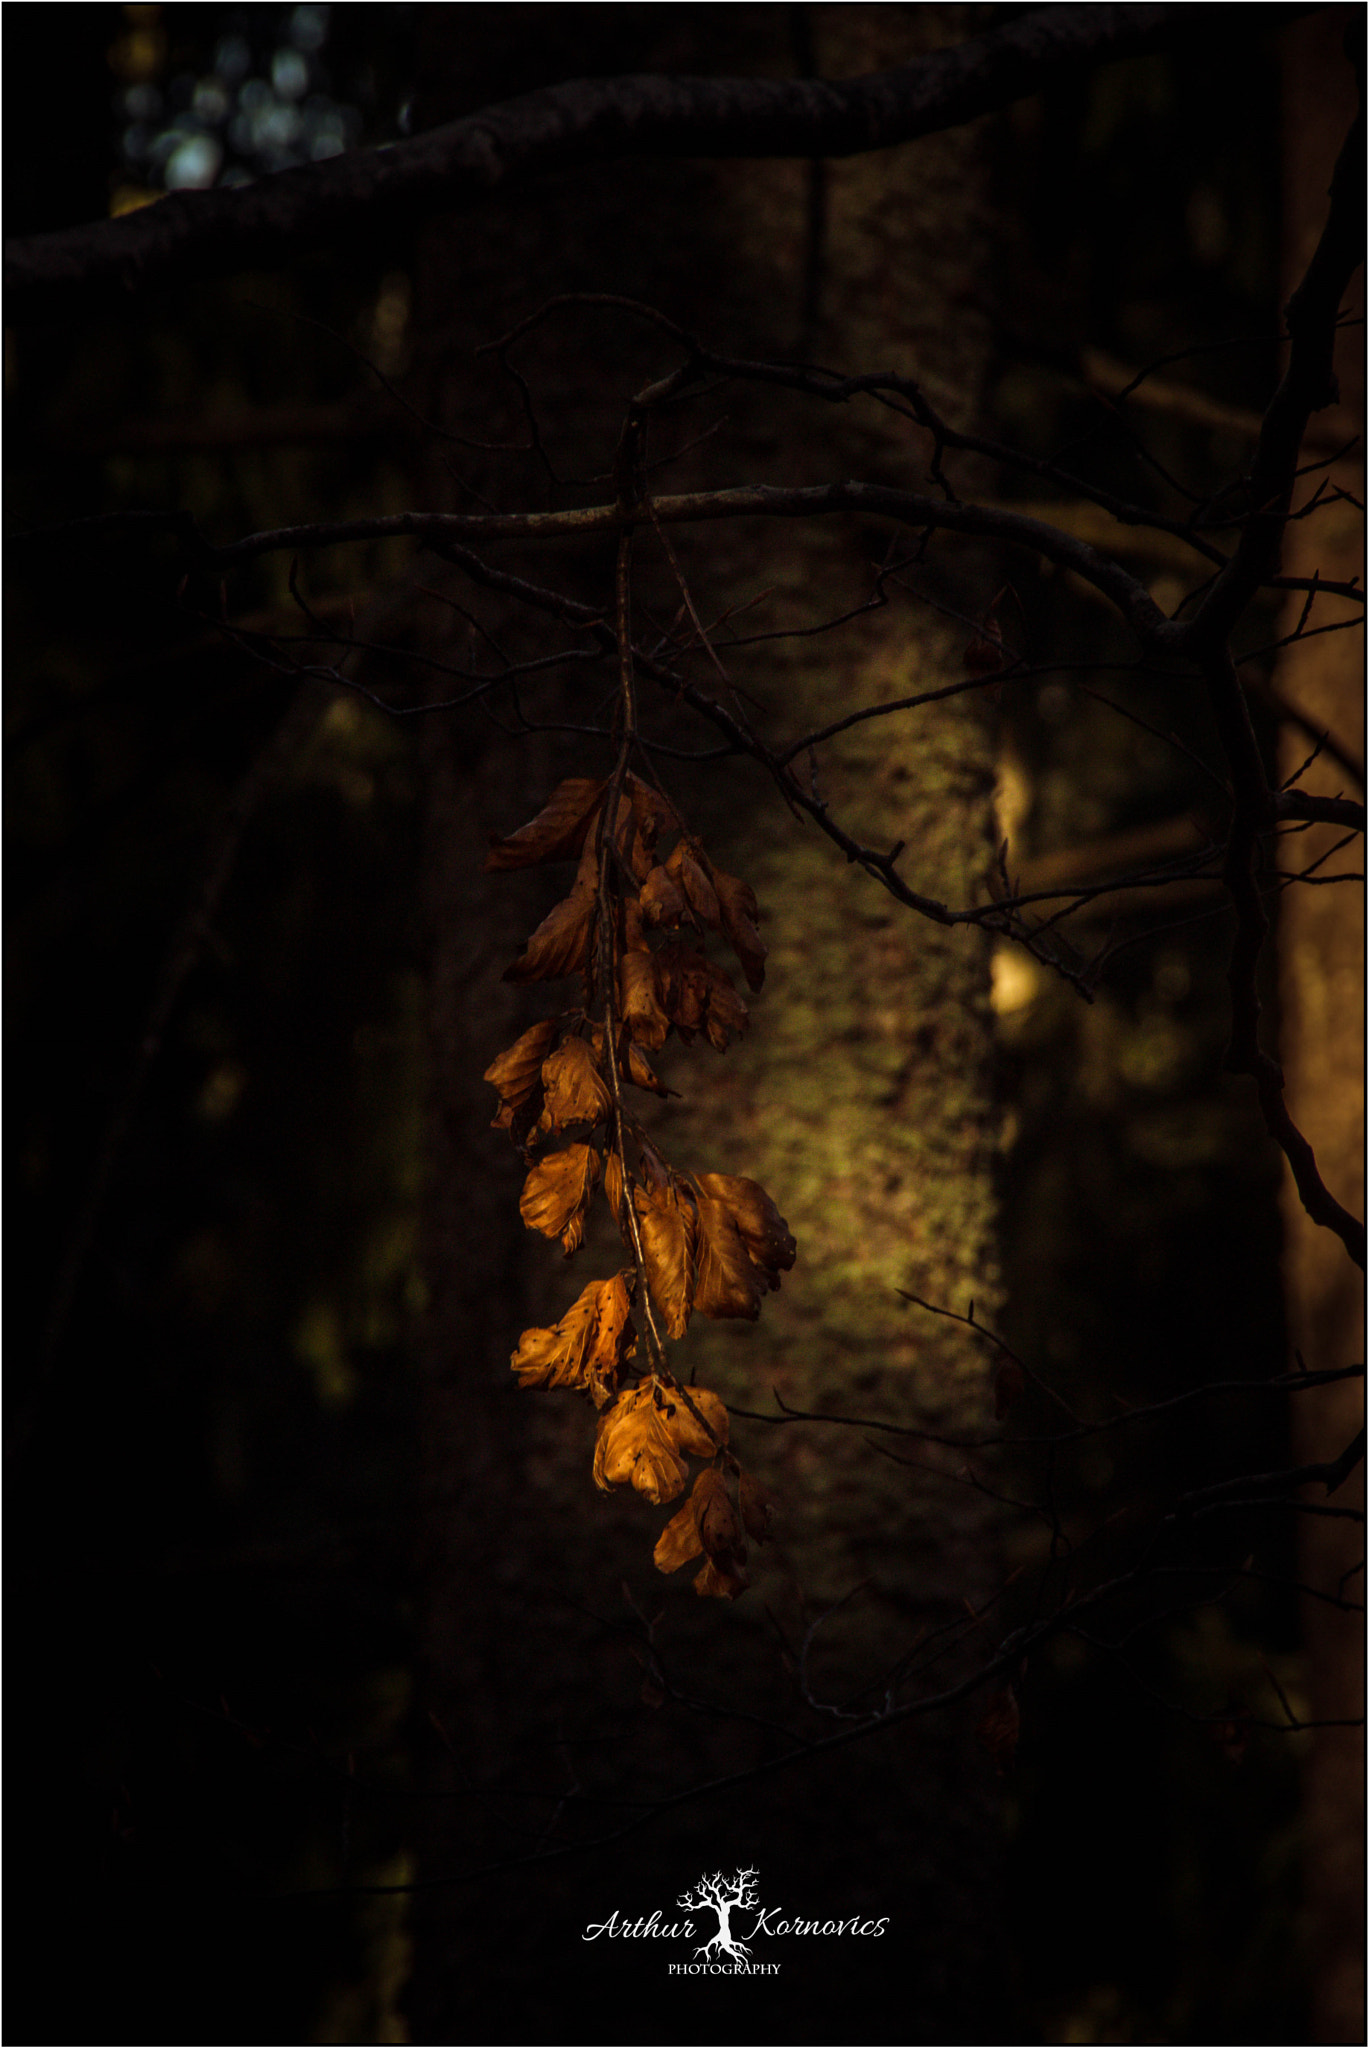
[7,4,1217,324]
[28,480,1175,649]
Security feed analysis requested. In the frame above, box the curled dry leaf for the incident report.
[694,1173,796,1287]
[484,1018,559,1135]
[618,950,671,1051]
[510,1272,634,1403]
[519,1143,601,1256]
[484,1018,559,1112]
[504,883,597,984]
[661,1382,729,1458]
[539,1035,611,1135]
[639,864,688,928]
[622,1041,673,1097]
[655,943,749,1050]
[593,1380,689,1505]
[484,777,604,870]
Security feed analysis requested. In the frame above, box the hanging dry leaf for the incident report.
[538,1036,611,1135]
[593,1381,690,1505]
[484,1019,559,1112]
[633,1183,697,1339]
[665,840,721,929]
[510,1272,633,1399]
[691,1469,745,1559]
[655,944,749,1049]
[504,883,597,984]
[661,1382,729,1458]
[640,864,687,928]
[653,1493,705,1573]
[625,773,675,856]
[622,1041,673,1097]
[655,941,708,1040]
[484,777,605,870]
[694,1173,796,1287]
[691,1190,765,1321]
[707,863,766,991]
[618,949,670,1050]
[519,1144,601,1255]
[702,966,749,1051]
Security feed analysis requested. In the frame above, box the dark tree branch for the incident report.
[1187,105,1366,647]
[6,6,1220,324]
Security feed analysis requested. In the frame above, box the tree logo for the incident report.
[581,1861,889,1968]
[677,1866,762,1964]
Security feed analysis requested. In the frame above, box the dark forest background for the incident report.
[6,7,1363,2045]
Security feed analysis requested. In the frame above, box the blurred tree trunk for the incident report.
[404,9,1004,2039]
[1275,12,1365,2042]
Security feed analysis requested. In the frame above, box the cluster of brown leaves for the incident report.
[482,771,795,1598]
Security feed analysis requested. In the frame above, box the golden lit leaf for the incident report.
[624,1042,673,1097]
[484,1019,559,1110]
[504,884,597,984]
[538,1036,611,1135]
[593,1381,689,1504]
[739,1468,778,1543]
[640,864,687,928]
[618,949,670,1051]
[634,1184,696,1339]
[519,1144,600,1255]
[707,863,766,991]
[694,1172,796,1287]
[691,1190,765,1321]
[584,1271,636,1404]
[483,778,604,870]
[509,1273,632,1398]
[665,840,721,928]
[662,1383,729,1458]
[653,1494,705,1574]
